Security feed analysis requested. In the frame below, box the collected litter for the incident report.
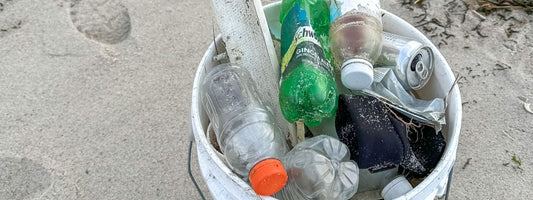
[364,30,445,130]
[336,94,425,173]
[201,64,289,196]
[330,0,383,91]
[274,135,359,200]
[279,0,338,127]
[376,32,435,91]
[200,0,450,199]
[358,168,413,199]
[364,67,446,131]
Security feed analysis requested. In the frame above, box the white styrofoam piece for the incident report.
[208,0,289,137]
[191,2,462,200]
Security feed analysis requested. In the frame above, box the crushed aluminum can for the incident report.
[376,32,435,91]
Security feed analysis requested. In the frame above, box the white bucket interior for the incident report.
[191,2,462,199]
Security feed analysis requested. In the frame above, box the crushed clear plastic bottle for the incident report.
[274,135,359,200]
[201,64,289,196]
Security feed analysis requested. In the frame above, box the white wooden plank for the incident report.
[208,0,291,139]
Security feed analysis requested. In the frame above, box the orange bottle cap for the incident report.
[249,158,287,196]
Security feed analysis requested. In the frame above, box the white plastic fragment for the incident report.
[524,103,533,114]
[519,97,533,114]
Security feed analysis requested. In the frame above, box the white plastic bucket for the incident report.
[190,2,462,199]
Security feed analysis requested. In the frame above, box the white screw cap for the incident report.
[340,59,374,90]
[381,175,413,200]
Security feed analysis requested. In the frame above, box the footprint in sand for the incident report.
[69,0,131,44]
[0,0,20,10]
[0,157,52,199]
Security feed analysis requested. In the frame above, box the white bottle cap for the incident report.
[381,176,413,200]
[340,59,374,90]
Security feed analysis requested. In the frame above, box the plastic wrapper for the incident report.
[362,67,446,131]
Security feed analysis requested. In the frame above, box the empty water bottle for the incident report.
[274,135,359,200]
[201,64,289,196]
[330,0,383,90]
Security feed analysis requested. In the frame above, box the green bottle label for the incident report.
[281,26,332,77]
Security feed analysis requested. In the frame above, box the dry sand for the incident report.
[0,0,531,199]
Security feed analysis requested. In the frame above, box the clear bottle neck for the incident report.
[331,0,382,21]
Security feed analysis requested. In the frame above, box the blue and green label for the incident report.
[281,3,332,77]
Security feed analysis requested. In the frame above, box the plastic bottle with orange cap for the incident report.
[202,63,289,196]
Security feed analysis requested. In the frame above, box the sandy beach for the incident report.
[1,0,532,199]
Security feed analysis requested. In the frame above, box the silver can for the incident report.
[376,32,435,91]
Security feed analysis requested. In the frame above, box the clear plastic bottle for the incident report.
[201,64,289,196]
[330,0,383,90]
[274,135,359,200]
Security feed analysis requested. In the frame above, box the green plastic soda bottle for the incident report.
[279,0,338,127]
